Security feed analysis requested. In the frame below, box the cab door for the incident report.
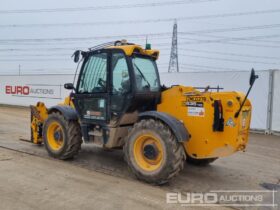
[110,51,132,116]
[73,51,110,125]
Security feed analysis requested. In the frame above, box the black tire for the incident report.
[124,119,186,185]
[43,112,82,160]
[186,155,217,166]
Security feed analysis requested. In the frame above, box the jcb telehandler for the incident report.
[30,40,258,184]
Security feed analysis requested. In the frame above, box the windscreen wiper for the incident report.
[133,63,150,88]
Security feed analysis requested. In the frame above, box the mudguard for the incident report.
[48,105,78,121]
[138,111,190,142]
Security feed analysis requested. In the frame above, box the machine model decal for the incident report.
[185,101,204,108]
[186,96,206,102]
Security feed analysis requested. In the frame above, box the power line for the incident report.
[177,24,280,46]
[177,8,280,20]
[180,34,280,46]
[179,67,237,72]
[0,71,76,75]
[179,54,280,65]
[179,48,280,60]
[0,67,75,72]
[0,48,77,52]
[179,34,280,44]
[175,37,280,48]
[0,0,216,14]
[0,36,172,46]
[0,40,278,54]
[1,9,280,27]
[1,23,279,44]
[0,58,70,62]
[154,40,280,48]
[0,53,70,57]
[160,62,248,71]
[0,32,171,43]
[181,30,280,50]
[178,24,280,35]
[1,33,280,54]
[160,52,280,64]
[2,48,279,66]
[0,24,280,44]
[177,68,251,73]
[180,63,246,71]
[0,46,171,54]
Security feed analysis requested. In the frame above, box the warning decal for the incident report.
[187,107,205,117]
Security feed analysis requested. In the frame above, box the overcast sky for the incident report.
[0,0,280,74]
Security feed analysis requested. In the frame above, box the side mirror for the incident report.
[64,83,74,90]
[249,68,259,86]
[72,50,80,63]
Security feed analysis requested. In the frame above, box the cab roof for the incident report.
[107,43,160,60]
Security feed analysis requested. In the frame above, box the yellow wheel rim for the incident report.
[133,134,164,172]
[47,121,64,151]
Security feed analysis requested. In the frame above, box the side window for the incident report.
[112,53,130,94]
[78,53,107,93]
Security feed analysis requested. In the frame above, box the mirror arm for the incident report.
[72,87,77,93]
[234,69,258,118]
[234,84,253,118]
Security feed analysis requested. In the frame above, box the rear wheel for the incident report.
[124,119,186,184]
[186,155,217,166]
[43,112,82,160]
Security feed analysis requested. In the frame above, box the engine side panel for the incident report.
[157,86,252,159]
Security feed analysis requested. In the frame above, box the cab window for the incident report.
[78,53,107,93]
[110,52,130,112]
[112,53,130,94]
[132,56,160,92]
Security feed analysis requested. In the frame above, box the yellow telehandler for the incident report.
[30,40,258,184]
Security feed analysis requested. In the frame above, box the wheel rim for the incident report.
[133,134,164,172]
[47,121,64,151]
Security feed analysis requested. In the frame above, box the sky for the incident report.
[0,0,280,75]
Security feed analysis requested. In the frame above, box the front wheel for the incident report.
[43,112,82,160]
[124,119,186,184]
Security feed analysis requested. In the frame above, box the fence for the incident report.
[0,70,279,133]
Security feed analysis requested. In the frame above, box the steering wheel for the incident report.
[98,78,106,89]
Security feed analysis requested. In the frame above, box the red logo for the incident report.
[5,85,30,95]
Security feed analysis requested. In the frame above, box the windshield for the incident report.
[132,56,160,92]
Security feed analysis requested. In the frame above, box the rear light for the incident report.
[213,100,224,132]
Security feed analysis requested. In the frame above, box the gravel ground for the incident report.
[0,106,279,210]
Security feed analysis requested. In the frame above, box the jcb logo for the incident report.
[187,96,206,102]
[5,85,30,95]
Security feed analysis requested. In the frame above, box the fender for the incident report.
[138,111,190,142]
[48,105,78,121]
